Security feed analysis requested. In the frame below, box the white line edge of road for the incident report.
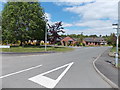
[0,64,42,79]
[92,54,119,89]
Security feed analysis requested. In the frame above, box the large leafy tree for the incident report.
[2,2,46,45]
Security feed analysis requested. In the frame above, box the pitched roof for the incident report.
[61,36,75,42]
[83,37,106,43]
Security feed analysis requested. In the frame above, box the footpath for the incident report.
[95,49,119,89]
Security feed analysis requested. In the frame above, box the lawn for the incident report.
[110,47,120,53]
[110,47,116,52]
[110,47,120,54]
[110,47,120,58]
[118,63,120,68]
[2,46,74,53]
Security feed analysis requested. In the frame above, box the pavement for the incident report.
[0,46,117,89]
[95,49,119,88]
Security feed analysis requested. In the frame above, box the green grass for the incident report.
[110,47,116,52]
[2,46,74,53]
[118,63,120,68]
[110,47,120,58]
[110,47,120,53]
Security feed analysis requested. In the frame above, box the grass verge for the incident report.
[110,47,116,52]
[110,47,120,57]
[2,46,74,53]
[118,63,120,68]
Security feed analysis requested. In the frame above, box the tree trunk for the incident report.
[20,40,24,47]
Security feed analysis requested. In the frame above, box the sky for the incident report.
[0,0,119,36]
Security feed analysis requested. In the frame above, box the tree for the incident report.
[105,33,116,46]
[99,35,102,37]
[77,33,84,44]
[2,2,46,46]
[0,12,1,44]
[89,35,98,37]
[48,21,65,44]
[0,12,1,26]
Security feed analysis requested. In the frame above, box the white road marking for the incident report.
[28,62,74,88]
[0,64,42,79]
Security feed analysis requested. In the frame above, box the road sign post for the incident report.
[112,24,119,67]
[44,16,48,52]
[45,24,47,52]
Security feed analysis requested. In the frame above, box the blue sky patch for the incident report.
[0,1,117,35]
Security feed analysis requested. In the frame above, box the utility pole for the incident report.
[112,24,119,67]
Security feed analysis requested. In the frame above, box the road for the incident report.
[1,47,112,88]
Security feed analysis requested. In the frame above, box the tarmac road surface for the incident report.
[1,47,112,88]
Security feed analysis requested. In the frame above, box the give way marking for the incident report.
[28,62,74,88]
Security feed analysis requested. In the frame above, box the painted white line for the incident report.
[0,64,42,79]
[28,62,74,88]
[93,55,119,89]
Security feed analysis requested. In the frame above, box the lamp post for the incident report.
[112,24,119,67]
[45,19,48,52]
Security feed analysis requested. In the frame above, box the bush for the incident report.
[82,43,85,46]
[79,43,83,46]
[56,42,61,45]
[16,40,21,45]
[76,43,80,46]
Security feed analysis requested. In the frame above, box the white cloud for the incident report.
[65,26,116,36]
[44,12,51,21]
[74,20,113,28]
[1,0,119,2]
[64,1,118,20]
[0,0,7,2]
[54,1,94,6]
[44,13,73,28]
[60,0,119,35]
[62,22,73,27]
[44,12,56,25]
[1,0,118,35]
[54,0,119,6]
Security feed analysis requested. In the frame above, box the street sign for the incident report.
[0,45,10,48]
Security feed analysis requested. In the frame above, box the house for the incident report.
[61,36,77,46]
[83,37,107,46]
